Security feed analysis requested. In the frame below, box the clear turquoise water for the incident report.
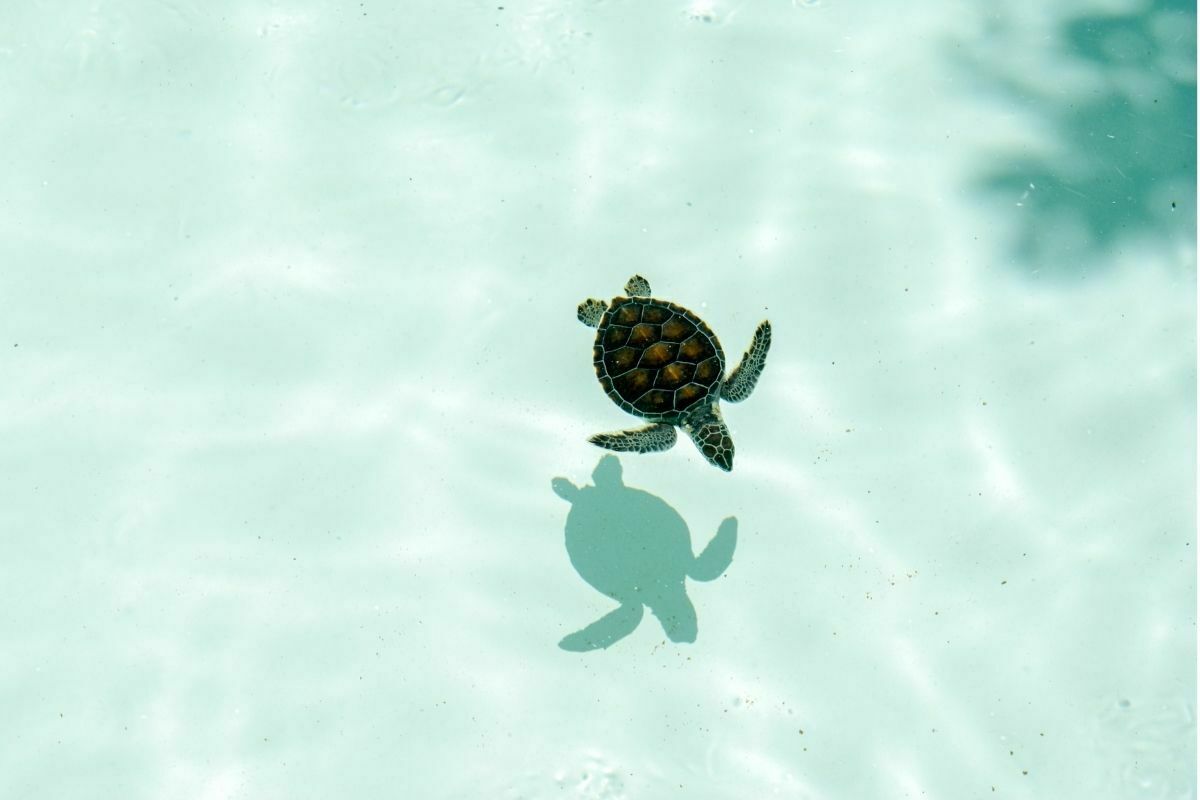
[1,1,1195,798]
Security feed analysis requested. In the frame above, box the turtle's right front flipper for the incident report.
[589,423,677,453]
[722,320,772,403]
[559,602,644,651]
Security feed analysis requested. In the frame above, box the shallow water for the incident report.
[0,1,1195,798]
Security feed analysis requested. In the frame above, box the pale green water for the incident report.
[0,1,1195,798]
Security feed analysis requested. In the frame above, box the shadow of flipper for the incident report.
[559,602,644,652]
[690,517,737,581]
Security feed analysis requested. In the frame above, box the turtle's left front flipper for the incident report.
[722,320,772,402]
[589,423,677,453]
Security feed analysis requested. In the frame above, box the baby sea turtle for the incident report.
[577,275,772,471]
[551,455,737,651]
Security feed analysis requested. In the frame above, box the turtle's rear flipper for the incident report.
[577,298,607,327]
[589,423,677,453]
[722,320,772,402]
[559,602,643,651]
[690,516,737,581]
[624,274,652,297]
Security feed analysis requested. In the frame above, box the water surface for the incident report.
[0,1,1194,798]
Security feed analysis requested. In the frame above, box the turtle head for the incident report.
[682,403,734,472]
[591,455,624,488]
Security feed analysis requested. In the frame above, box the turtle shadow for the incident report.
[550,455,737,652]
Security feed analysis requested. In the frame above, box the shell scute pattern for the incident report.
[639,341,678,369]
[594,298,725,418]
[613,304,641,326]
[612,368,653,398]
[660,316,695,341]
[605,346,640,374]
[628,323,659,348]
[603,325,630,349]
[694,356,722,383]
[655,361,694,390]
[676,383,707,407]
[678,334,713,362]
[639,389,674,413]
[641,305,671,324]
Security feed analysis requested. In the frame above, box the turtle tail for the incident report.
[689,516,737,581]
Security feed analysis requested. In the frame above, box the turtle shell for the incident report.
[593,297,726,420]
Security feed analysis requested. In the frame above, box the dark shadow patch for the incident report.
[962,1,1195,279]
